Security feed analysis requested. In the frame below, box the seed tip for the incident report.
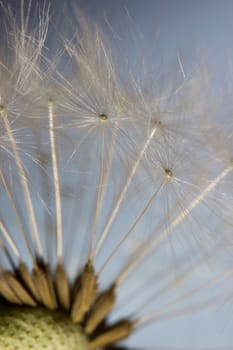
[99,113,108,121]
[164,168,173,178]
[48,98,55,105]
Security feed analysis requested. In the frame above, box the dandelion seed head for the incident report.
[0,306,89,350]
[0,1,232,349]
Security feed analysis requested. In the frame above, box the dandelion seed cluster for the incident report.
[0,1,232,349]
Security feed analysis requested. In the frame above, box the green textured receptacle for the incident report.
[0,305,90,350]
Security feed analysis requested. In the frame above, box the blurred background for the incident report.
[77,0,233,89]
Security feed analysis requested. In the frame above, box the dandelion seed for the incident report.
[0,1,232,350]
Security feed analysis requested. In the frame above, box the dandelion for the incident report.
[0,1,232,349]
